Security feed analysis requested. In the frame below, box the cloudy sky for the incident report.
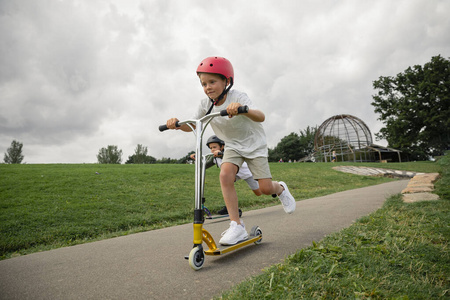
[1,0,449,163]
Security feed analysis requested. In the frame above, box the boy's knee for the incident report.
[220,172,232,183]
[220,169,236,185]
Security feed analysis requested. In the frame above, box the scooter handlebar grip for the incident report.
[219,105,249,116]
[159,121,179,132]
[159,125,169,132]
[238,105,249,114]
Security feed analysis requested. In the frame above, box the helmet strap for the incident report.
[205,78,234,116]
[216,77,233,103]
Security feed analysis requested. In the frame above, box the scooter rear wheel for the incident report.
[188,246,205,270]
[250,226,263,245]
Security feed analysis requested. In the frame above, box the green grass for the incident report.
[219,196,449,299]
[0,161,441,260]
[1,164,196,258]
[218,157,449,299]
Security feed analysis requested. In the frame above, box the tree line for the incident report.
[95,127,317,164]
[96,144,194,164]
[3,55,448,164]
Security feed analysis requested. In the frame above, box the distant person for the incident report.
[332,151,336,163]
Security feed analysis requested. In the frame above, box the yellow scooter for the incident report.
[159,106,262,270]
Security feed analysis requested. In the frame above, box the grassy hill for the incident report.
[0,161,441,260]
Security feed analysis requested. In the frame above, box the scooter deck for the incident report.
[204,234,262,256]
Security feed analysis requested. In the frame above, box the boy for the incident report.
[166,56,296,245]
[191,135,262,215]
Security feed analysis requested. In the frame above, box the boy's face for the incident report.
[209,143,223,153]
[199,73,228,101]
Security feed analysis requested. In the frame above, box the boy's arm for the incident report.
[226,103,265,122]
[191,153,214,169]
[245,108,265,122]
[205,155,215,169]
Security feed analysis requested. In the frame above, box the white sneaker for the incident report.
[220,219,243,236]
[278,181,296,214]
[219,221,248,245]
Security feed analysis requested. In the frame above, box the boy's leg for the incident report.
[219,162,248,245]
[244,177,262,196]
[259,179,296,213]
[252,189,262,196]
[219,150,249,245]
[220,162,241,223]
[258,179,283,196]
[245,157,296,214]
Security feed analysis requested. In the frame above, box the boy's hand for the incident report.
[226,103,242,118]
[212,150,223,157]
[166,118,180,129]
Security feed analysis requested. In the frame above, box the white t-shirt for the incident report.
[192,89,268,158]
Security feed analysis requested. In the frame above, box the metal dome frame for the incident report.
[314,114,374,162]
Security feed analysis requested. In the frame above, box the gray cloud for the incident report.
[1,0,449,163]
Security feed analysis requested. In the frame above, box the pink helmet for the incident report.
[196,56,234,80]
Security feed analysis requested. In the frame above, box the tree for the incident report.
[298,126,317,157]
[372,55,450,160]
[268,147,284,162]
[157,157,178,164]
[268,126,317,162]
[125,154,156,164]
[269,132,302,162]
[177,151,195,164]
[4,140,24,164]
[125,144,156,164]
[97,145,123,164]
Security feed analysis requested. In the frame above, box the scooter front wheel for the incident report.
[188,246,205,270]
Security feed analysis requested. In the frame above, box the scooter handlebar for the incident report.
[219,105,249,116]
[159,105,249,132]
[159,122,178,132]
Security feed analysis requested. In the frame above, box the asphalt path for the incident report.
[0,180,408,300]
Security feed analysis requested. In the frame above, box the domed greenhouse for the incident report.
[314,114,381,162]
